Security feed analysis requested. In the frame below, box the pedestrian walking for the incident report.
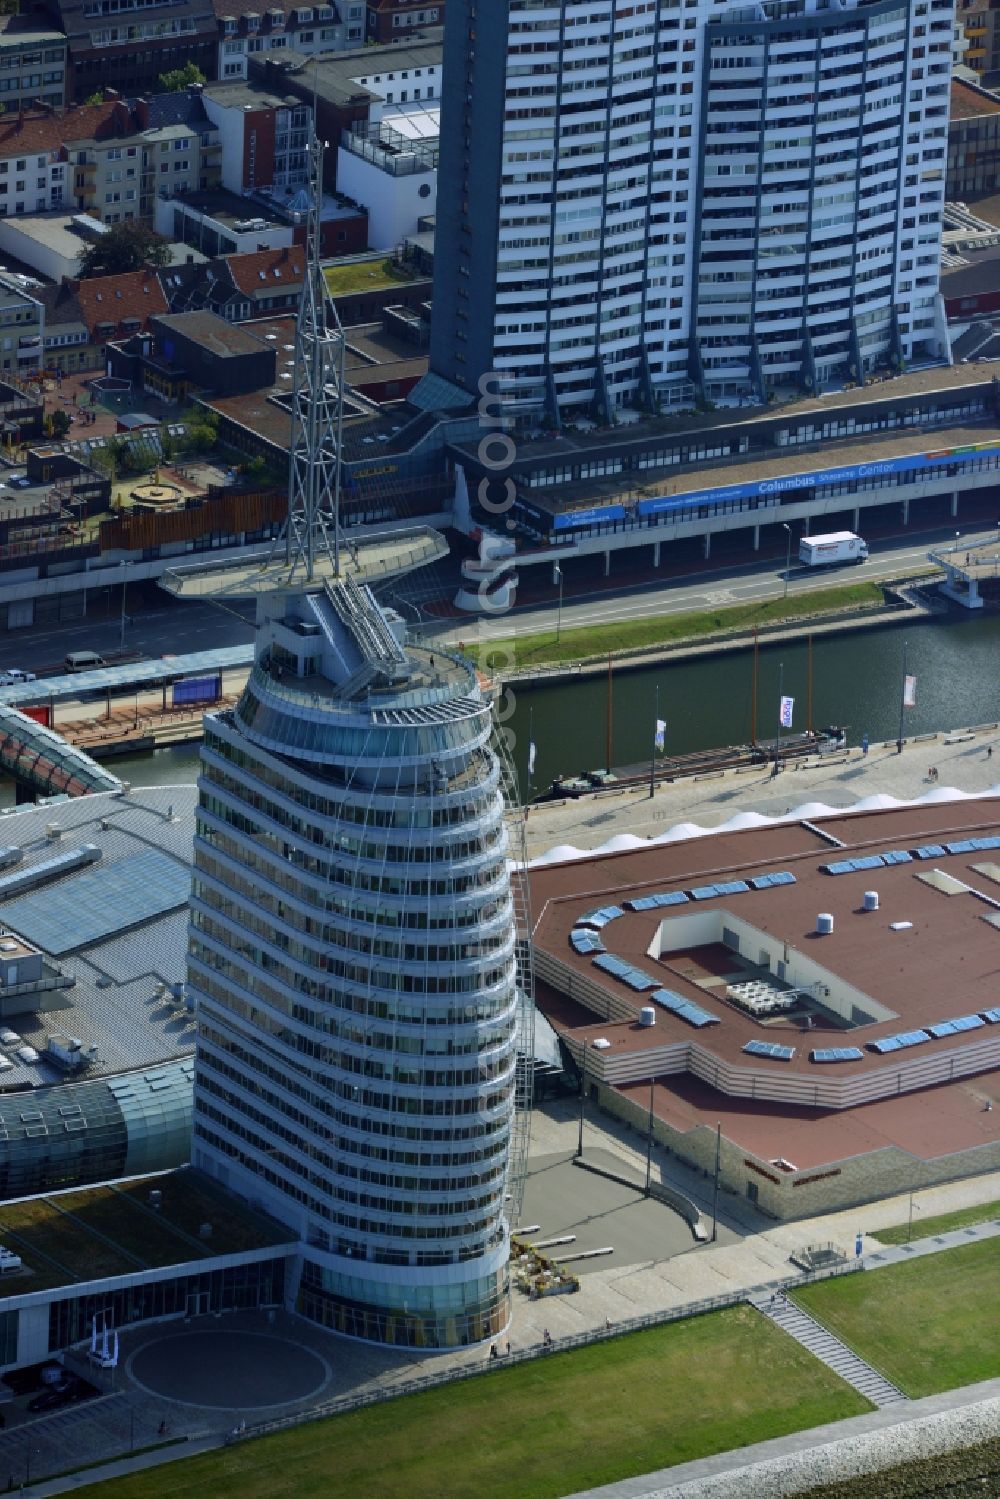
[489,1342,498,1361]
[505,1341,511,1356]
[989,746,993,760]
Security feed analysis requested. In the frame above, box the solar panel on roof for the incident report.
[811,1047,864,1063]
[743,1040,795,1060]
[981,1008,1000,1023]
[770,871,796,886]
[1,849,190,955]
[621,969,659,992]
[715,880,750,896]
[946,840,977,855]
[881,850,913,865]
[914,844,946,859]
[822,860,855,875]
[674,1002,718,1028]
[689,885,719,900]
[853,855,885,871]
[626,897,658,912]
[657,891,689,906]
[750,875,773,889]
[592,953,630,976]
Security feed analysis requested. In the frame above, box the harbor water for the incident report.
[2,612,998,809]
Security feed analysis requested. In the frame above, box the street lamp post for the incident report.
[554,563,563,643]
[119,561,131,655]
[782,524,791,600]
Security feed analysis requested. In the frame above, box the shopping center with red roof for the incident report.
[528,796,1000,1219]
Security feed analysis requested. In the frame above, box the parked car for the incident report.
[0,669,35,685]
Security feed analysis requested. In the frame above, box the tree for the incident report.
[45,409,71,439]
[83,90,104,106]
[157,61,205,92]
[78,222,171,279]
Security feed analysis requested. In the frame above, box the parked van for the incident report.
[0,668,35,685]
[64,651,106,673]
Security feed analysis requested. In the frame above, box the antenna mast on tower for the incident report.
[279,134,346,582]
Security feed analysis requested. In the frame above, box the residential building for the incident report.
[213,0,364,82]
[337,118,436,252]
[0,15,67,114]
[249,33,442,188]
[0,94,220,232]
[366,0,443,45]
[0,271,44,377]
[36,281,92,373]
[223,245,303,315]
[202,79,310,195]
[190,579,517,1347]
[50,0,217,105]
[74,269,170,353]
[428,0,952,422]
[948,78,1000,200]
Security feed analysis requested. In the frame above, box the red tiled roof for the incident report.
[0,102,133,159]
[74,271,169,339]
[225,248,305,298]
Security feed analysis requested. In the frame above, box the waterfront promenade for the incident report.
[524,720,1000,859]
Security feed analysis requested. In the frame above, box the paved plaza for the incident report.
[129,1330,331,1411]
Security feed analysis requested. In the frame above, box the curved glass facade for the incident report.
[190,583,517,1348]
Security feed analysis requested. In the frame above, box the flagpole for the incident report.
[649,683,659,798]
[606,653,613,771]
[896,639,907,755]
[774,661,783,776]
[527,705,534,800]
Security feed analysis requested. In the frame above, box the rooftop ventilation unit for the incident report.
[639,1006,656,1028]
[863,890,879,912]
[816,913,834,935]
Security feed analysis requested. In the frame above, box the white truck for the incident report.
[798,532,869,569]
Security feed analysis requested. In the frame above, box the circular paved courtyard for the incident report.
[128,1330,332,1410]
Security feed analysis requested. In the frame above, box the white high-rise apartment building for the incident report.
[429,0,952,421]
[189,579,517,1348]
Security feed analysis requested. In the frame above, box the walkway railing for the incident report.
[229,1259,863,1445]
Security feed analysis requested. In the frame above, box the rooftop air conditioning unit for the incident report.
[45,823,61,839]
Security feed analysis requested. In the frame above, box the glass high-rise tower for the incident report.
[188,578,517,1347]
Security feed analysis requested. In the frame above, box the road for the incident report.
[0,594,256,677]
[0,519,985,674]
[439,520,995,644]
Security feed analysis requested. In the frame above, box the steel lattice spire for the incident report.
[279,135,345,581]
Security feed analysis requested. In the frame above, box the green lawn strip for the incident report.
[871,1199,1000,1246]
[794,1238,1000,1399]
[85,1308,868,1499]
[474,582,886,672]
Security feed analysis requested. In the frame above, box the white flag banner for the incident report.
[903,674,917,708]
[779,695,795,729]
[527,741,536,776]
[654,719,666,751]
[111,1330,119,1367]
[90,1318,97,1355]
[101,1321,109,1361]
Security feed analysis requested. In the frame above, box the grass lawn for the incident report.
[87,1308,868,1499]
[474,581,886,672]
[323,258,413,297]
[795,1238,1000,1398]
[872,1199,1000,1246]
